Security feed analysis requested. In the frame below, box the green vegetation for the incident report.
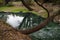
[0,5,48,18]
[0,6,28,12]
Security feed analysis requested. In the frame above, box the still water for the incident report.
[0,12,43,29]
[6,14,24,28]
[0,12,60,40]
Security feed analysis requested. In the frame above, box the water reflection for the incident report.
[0,13,44,30]
[0,12,60,40]
[6,14,24,29]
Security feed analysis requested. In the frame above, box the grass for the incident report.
[0,6,28,12]
[0,6,48,18]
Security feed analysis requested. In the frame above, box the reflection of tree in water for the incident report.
[30,21,60,40]
[0,11,60,40]
[6,14,24,29]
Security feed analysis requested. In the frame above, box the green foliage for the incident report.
[0,6,28,12]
